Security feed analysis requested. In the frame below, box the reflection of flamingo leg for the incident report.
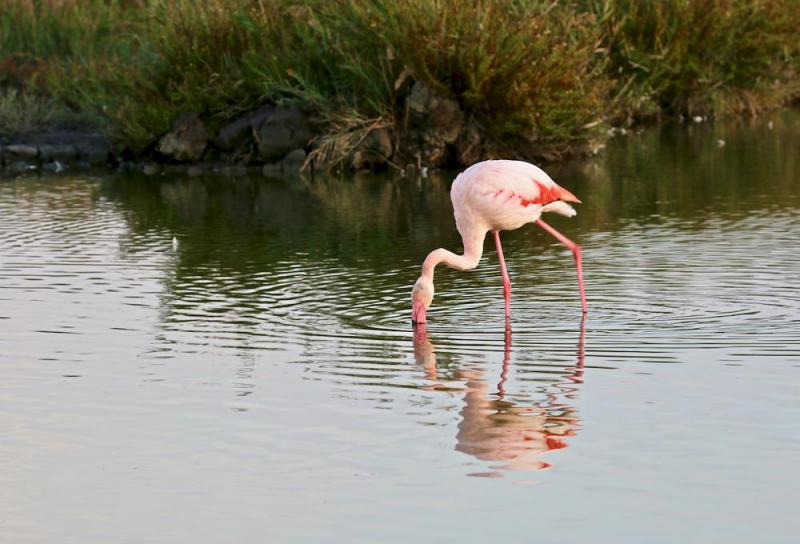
[411,320,586,474]
[497,322,512,399]
[493,231,511,319]
[577,314,586,370]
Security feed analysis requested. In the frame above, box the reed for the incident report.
[1,0,797,164]
[587,0,800,121]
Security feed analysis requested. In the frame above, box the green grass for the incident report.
[0,88,98,135]
[1,0,798,165]
[586,0,800,120]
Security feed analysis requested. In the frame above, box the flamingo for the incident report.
[411,159,586,324]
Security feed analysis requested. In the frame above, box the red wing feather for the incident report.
[519,180,581,207]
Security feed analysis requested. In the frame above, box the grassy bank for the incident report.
[1,0,798,168]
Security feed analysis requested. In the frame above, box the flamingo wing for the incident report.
[458,159,580,212]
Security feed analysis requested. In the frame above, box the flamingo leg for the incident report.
[493,231,512,319]
[534,219,588,314]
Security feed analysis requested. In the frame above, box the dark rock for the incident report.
[215,106,274,151]
[0,132,112,168]
[261,149,308,176]
[39,144,78,161]
[257,125,293,160]
[5,144,39,159]
[157,112,208,161]
[215,105,313,164]
[78,142,112,165]
[215,118,252,151]
[405,81,466,167]
[406,81,432,120]
[351,127,393,170]
[257,107,312,161]
[282,148,307,171]
[406,81,464,144]
[456,119,482,166]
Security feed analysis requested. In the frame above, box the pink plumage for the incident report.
[411,159,587,324]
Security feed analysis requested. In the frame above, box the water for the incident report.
[2,113,799,543]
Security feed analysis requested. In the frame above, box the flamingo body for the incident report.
[411,159,586,324]
[452,160,581,235]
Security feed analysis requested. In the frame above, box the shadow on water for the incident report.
[413,318,586,477]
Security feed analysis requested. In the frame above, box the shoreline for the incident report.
[0,105,791,178]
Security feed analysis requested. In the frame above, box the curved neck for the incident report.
[421,230,485,279]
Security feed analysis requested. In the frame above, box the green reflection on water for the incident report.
[98,111,799,275]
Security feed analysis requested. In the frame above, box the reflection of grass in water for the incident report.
[102,171,456,274]
[552,111,800,232]
[93,111,799,347]
[102,109,799,283]
[3,1,796,163]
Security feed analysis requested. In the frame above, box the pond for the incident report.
[2,112,799,543]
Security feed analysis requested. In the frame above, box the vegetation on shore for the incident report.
[1,0,798,169]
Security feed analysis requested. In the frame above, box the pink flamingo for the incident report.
[411,159,586,324]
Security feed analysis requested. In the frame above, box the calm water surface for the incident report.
[2,113,799,543]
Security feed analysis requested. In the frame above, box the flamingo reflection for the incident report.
[413,319,586,474]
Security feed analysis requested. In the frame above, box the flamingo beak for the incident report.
[411,300,427,325]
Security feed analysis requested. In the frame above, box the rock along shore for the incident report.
[3,81,589,177]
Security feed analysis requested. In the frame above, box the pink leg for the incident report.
[493,231,512,319]
[535,219,587,314]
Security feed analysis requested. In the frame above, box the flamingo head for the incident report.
[411,276,434,325]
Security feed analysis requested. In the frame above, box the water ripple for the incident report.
[2,148,799,483]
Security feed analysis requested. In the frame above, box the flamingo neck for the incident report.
[421,231,485,278]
